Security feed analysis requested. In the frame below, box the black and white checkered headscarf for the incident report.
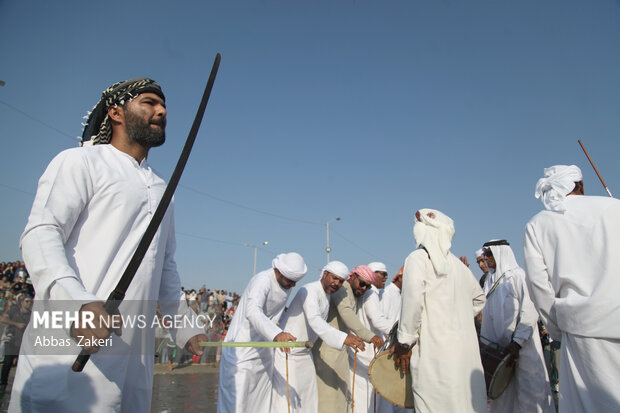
[81,78,165,146]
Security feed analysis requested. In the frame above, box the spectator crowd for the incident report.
[0,261,34,394]
[155,285,241,370]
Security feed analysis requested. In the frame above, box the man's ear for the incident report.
[570,180,584,196]
[577,181,584,195]
[108,105,124,124]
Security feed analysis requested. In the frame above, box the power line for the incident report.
[331,228,383,261]
[176,231,248,248]
[179,185,322,226]
[0,183,34,196]
[0,100,80,143]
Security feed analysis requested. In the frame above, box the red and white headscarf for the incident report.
[349,265,376,284]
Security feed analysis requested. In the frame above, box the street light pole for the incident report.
[245,241,269,275]
[325,217,340,264]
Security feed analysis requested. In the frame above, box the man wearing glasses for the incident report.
[0,295,33,394]
[313,265,384,413]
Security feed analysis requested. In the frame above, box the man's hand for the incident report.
[70,301,121,354]
[343,334,365,352]
[389,342,412,374]
[369,335,384,351]
[274,331,297,354]
[459,256,470,267]
[185,333,208,356]
[504,341,521,367]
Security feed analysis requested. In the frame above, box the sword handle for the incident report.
[71,294,123,372]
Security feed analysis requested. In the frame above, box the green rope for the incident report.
[199,341,313,348]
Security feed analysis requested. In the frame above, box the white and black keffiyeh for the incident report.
[81,78,165,146]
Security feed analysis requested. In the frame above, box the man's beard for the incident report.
[125,108,166,148]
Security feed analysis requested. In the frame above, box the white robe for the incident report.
[380,283,401,327]
[524,195,620,412]
[217,268,290,413]
[271,280,347,413]
[398,250,487,413]
[377,283,413,413]
[349,286,392,413]
[11,145,199,413]
[481,266,554,413]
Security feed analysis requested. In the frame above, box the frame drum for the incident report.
[368,350,415,409]
[368,323,415,409]
[479,341,516,400]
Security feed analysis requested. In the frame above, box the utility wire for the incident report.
[179,185,322,226]
[0,100,80,143]
[331,228,382,261]
[0,183,34,196]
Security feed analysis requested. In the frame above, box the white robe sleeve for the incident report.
[507,273,536,347]
[303,288,347,349]
[470,269,486,317]
[523,222,561,340]
[397,251,426,346]
[20,150,99,304]
[246,276,283,341]
[363,290,393,336]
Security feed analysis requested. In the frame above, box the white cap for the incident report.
[322,261,349,279]
[272,252,307,282]
[367,262,387,273]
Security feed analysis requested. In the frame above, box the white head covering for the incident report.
[272,252,307,282]
[483,240,520,277]
[413,208,455,276]
[535,165,583,212]
[367,262,387,273]
[475,249,484,258]
[322,261,349,279]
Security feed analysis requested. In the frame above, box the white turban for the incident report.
[475,249,484,258]
[367,262,387,273]
[322,261,349,279]
[272,252,307,282]
[535,165,583,212]
[413,208,455,276]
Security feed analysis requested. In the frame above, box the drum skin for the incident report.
[480,342,516,400]
[368,350,415,409]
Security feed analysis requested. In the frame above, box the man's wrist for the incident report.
[397,341,411,350]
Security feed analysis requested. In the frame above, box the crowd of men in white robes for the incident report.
[14,73,618,413]
[218,165,620,413]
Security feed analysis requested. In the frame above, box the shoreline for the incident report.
[153,362,219,375]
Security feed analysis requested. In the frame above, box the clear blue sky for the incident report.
[1,0,618,294]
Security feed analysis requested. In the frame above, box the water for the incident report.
[0,365,220,412]
[151,370,219,412]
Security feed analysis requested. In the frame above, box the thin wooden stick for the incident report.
[578,139,613,197]
[286,353,291,413]
[373,347,377,413]
[352,349,358,413]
